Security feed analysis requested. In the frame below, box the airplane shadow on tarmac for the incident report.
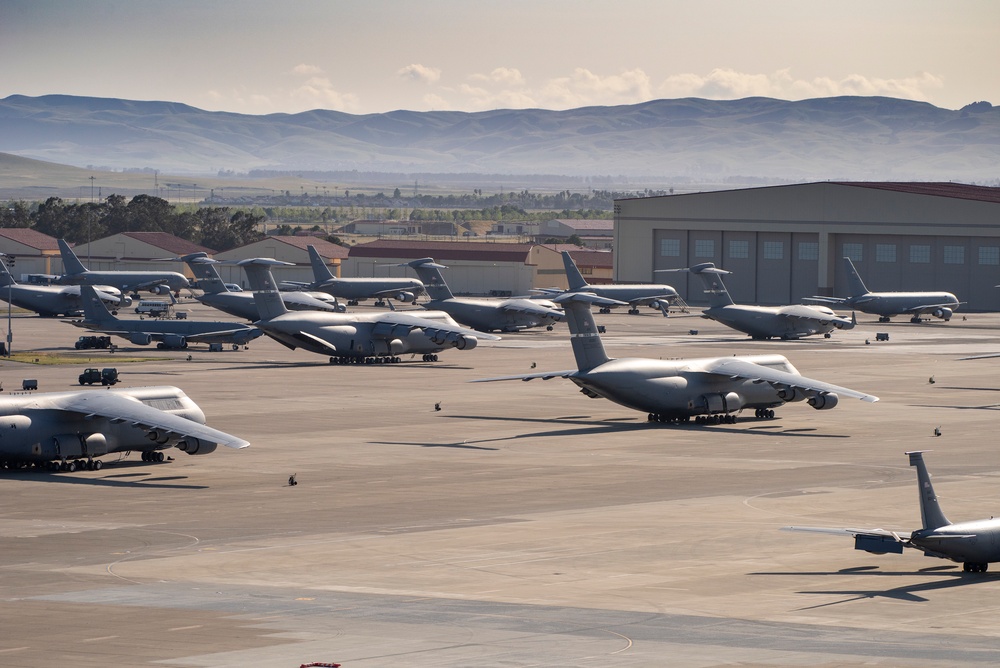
[375,414,851,445]
[3,464,208,489]
[753,565,992,606]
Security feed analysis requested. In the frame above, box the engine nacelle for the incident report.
[394,291,415,303]
[776,385,806,402]
[118,294,133,307]
[147,429,171,445]
[149,284,172,296]
[129,332,153,346]
[160,334,187,349]
[176,438,217,455]
[452,334,477,350]
[932,307,953,321]
[807,392,840,410]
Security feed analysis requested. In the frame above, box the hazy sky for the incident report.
[3,0,998,115]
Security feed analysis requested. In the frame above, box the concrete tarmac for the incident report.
[3,302,1000,666]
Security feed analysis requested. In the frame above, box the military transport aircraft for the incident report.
[473,292,877,423]
[535,251,678,315]
[54,239,190,296]
[240,258,500,363]
[0,256,130,316]
[67,285,263,349]
[0,385,248,472]
[661,262,855,339]
[804,257,960,323]
[282,244,426,306]
[179,252,342,320]
[405,257,563,332]
[785,451,1000,573]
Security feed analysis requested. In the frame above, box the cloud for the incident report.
[292,63,324,76]
[397,63,442,84]
[658,68,945,101]
[290,76,360,112]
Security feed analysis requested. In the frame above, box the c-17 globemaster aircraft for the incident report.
[786,451,1000,573]
[282,244,426,306]
[804,257,961,323]
[405,257,564,332]
[661,262,855,339]
[241,258,500,363]
[473,292,877,424]
[535,251,679,315]
[0,385,248,473]
[54,239,190,296]
[0,255,130,316]
[178,252,342,320]
[68,285,263,349]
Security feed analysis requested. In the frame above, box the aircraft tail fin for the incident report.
[239,259,292,321]
[561,251,590,290]
[180,253,227,295]
[58,239,89,275]
[553,292,618,371]
[687,263,735,308]
[0,256,16,287]
[907,451,951,530]
[843,257,870,297]
[80,284,117,324]
[406,258,454,300]
[307,245,336,283]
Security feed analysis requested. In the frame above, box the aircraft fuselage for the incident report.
[423,297,560,332]
[703,304,841,339]
[850,292,959,319]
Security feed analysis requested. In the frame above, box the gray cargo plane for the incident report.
[241,258,500,363]
[473,292,877,423]
[0,385,248,472]
[0,256,130,316]
[283,244,426,306]
[405,257,563,332]
[55,239,190,296]
[662,262,855,339]
[786,451,1000,573]
[804,257,960,323]
[535,251,678,315]
[68,285,263,349]
[179,252,342,320]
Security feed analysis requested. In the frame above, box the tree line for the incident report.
[1,195,265,251]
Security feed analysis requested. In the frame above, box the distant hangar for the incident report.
[614,182,1000,311]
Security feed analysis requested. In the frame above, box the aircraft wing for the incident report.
[377,312,502,341]
[498,300,564,320]
[625,294,678,307]
[801,296,848,306]
[696,357,879,403]
[471,369,578,383]
[900,302,961,315]
[57,390,249,449]
[780,304,855,328]
[182,327,264,344]
[782,526,912,541]
[119,278,171,293]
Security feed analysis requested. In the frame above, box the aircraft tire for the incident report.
[93,460,102,471]
[66,460,77,473]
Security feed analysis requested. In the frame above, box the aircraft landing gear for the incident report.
[421,354,439,362]
[628,308,640,315]
[754,408,776,419]
[878,316,891,323]
[963,562,989,573]
[141,451,166,463]
[599,307,611,314]
[910,316,923,323]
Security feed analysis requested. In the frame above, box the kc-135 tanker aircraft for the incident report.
[786,451,1000,573]
[281,244,426,306]
[804,256,961,323]
[474,292,877,423]
[0,255,130,316]
[0,386,248,472]
[55,238,190,296]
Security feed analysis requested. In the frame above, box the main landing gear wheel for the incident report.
[754,408,776,419]
[421,354,439,362]
[963,562,989,573]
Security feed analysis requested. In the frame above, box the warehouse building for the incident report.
[614,182,1000,311]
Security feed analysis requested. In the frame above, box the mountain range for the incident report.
[1,94,997,181]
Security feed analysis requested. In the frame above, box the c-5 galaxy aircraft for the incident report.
[662,262,855,339]
[55,239,190,296]
[0,385,248,472]
[241,258,500,363]
[473,292,877,423]
[68,285,263,349]
[405,257,563,332]
[179,252,341,321]
[0,256,130,316]
[535,251,678,315]
[804,257,961,323]
[786,451,1000,573]
[283,244,426,306]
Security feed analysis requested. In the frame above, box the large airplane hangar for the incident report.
[614,182,1000,311]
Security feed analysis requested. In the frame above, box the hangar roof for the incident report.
[831,182,1000,204]
[119,231,213,256]
[0,228,60,251]
[350,239,535,263]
